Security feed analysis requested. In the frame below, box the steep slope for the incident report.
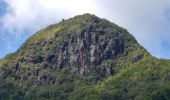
[0,13,148,84]
[0,13,169,100]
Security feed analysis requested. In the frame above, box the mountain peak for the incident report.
[74,13,96,18]
[0,13,154,99]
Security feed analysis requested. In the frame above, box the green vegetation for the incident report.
[63,57,170,100]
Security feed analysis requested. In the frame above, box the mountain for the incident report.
[0,13,170,100]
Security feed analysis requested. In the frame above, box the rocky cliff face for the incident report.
[0,14,148,86]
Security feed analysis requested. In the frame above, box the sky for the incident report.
[0,0,170,59]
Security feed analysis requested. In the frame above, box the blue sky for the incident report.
[1,0,170,59]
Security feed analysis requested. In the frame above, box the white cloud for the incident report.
[1,0,170,58]
[1,0,97,34]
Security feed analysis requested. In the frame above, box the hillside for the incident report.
[0,13,170,100]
